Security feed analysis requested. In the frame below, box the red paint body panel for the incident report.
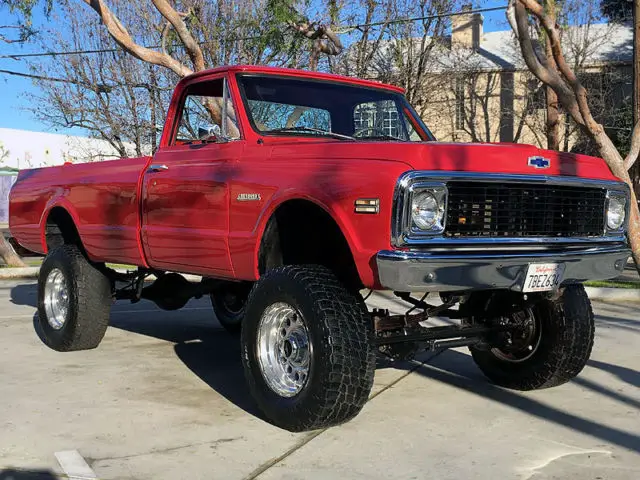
[141,142,241,277]
[8,66,621,289]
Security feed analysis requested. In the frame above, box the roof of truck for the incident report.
[179,65,406,94]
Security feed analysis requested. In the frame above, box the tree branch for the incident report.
[509,0,585,126]
[150,0,205,71]
[160,20,171,56]
[518,0,600,134]
[625,120,640,170]
[80,0,192,77]
[289,22,343,57]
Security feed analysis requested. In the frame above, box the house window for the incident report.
[455,78,465,130]
[527,83,547,112]
[354,100,401,137]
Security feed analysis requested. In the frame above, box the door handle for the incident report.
[147,164,169,173]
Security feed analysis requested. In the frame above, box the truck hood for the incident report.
[399,142,616,180]
[267,140,617,181]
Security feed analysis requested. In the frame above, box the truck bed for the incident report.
[9,157,150,265]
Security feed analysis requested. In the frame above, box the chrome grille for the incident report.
[445,182,606,238]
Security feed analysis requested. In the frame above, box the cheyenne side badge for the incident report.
[237,193,261,201]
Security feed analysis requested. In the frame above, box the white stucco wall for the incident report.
[0,128,133,169]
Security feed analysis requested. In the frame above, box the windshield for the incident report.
[236,74,434,142]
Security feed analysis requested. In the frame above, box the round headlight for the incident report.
[607,196,626,230]
[412,191,439,230]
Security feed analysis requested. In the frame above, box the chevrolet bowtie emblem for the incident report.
[528,156,551,169]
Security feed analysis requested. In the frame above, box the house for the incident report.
[421,7,633,151]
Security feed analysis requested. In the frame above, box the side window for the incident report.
[247,100,331,132]
[174,78,240,145]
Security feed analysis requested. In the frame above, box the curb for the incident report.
[585,286,640,304]
[0,267,39,279]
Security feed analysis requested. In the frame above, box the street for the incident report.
[0,279,639,480]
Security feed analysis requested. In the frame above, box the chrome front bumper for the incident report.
[376,245,631,292]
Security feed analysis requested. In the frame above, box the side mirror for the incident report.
[198,124,221,142]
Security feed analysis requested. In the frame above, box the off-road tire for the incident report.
[470,284,594,390]
[37,244,112,352]
[210,282,252,334]
[241,265,375,432]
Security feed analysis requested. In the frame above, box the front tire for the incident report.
[241,265,375,432]
[469,284,594,390]
[37,245,112,352]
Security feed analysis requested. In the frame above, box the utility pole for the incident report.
[635,0,640,125]
[633,0,640,199]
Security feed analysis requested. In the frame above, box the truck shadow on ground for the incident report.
[9,283,37,308]
[0,469,59,479]
[416,349,640,453]
[107,313,263,419]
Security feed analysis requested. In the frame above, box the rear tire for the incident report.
[37,245,112,352]
[470,285,594,390]
[210,282,252,334]
[241,265,375,432]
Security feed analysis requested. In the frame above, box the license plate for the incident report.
[523,263,566,292]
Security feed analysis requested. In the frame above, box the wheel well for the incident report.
[258,200,362,291]
[45,207,82,251]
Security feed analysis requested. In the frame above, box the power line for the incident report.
[340,5,507,32]
[0,68,170,91]
[0,5,508,61]
[1,47,123,60]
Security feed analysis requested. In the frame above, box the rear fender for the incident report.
[39,197,83,255]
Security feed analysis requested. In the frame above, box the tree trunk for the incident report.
[545,0,560,150]
[0,236,26,267]
[546,86,560,150]
[593,131,640,273]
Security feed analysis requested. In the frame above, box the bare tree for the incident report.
[0,0,53,43]
[368,0,459,111]
[28,1,173,156]
[508,0,640,274]
[331,0,395,78]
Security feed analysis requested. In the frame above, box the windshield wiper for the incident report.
[270,126,355,140]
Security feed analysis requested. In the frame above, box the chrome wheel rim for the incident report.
[491,309,541,363]
[43,268,69,330]
[257,302,311,397]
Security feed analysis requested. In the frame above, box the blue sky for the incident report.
[0,0,510,134]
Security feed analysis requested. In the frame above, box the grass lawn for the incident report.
[584,280,640,289]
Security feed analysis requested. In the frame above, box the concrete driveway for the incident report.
[0,280,638,480]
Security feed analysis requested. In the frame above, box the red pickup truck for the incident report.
[10,65,631,431]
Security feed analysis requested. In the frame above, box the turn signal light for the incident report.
[355,198,380,214]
